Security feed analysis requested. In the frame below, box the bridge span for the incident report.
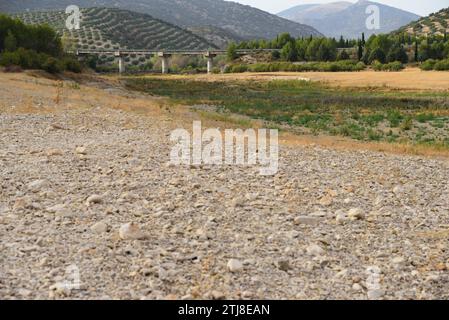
[74,49,280,74]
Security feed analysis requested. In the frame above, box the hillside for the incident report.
[278,0,420,39]
[186,26,246,49]
[396,8,449,37]
[12,7,216,68]
[0,0,322,44]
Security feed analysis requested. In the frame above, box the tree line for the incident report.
[228,31,449,66]
[0,14,81,73]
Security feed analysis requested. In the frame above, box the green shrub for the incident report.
[62,57,82,73]
[42,57,62,74]
[372,61,404,72]
[383,61,404,71]
[0,48,49,69]
[420,59,437,71]
[434,59,449,71]
[0,50,20,66]
[225,64,248,73]
[372,60,383,71]
[226,61,365,73]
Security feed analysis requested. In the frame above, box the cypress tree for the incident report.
[415,41,419,62]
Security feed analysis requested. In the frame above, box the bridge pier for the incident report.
[204,52,217,74]
[158,52,171,74]
[115,51,125,74]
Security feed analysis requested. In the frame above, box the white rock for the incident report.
[119,222,145,240]
[46,204,66,213]
[75,146,87,155]
[27,179,48,193]
[91,221,108,234]
[227,259,243,272]
[336,211,349,224]
[86,194,103,206]
[352,283,363,292]
[348,208,365,220]
[391,256,406,266]
[306,244,325,256]
[393,185,403,195]
[294,216,320,226]
[367,289,385,300]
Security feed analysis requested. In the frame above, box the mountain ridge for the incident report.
[0,0,322,45]
[278,0,420,39]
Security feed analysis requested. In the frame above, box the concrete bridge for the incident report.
[74,49,279,74]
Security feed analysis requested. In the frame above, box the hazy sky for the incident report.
[232,0,449,16]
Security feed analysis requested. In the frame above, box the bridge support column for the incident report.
[118,57,125,74]
[158,52,171,74]
[115,51,125,74]
[204,52,217,74]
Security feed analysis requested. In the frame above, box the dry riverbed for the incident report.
[1,71,449,300]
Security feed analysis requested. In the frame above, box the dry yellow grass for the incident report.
[133,68,449,92]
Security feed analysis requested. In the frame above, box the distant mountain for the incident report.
[394,7,449,37]
[278,2,352,22]
[278,0,420,39]
[0,0,322,47]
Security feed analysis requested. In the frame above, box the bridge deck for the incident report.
[73,49,279,56]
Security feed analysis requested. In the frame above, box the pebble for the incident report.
[227,259,244,273]
[119,222,145,240]
[367,289,385,300]
[294,216,320,226]
[211,290,225,300]
[91,221,108,234]
[306,244,325,256]
[75,146,87,155]
[336,211,349,224]
[27,179,48,193]
[46,149,63,156]
[86,195,103,206]
[348,208,365,220]
[352,283,363,292]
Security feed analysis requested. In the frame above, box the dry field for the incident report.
[135,68,449,92]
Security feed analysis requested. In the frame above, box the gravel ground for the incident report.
[1,73,449,300]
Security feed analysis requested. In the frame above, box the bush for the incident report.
[372,61,404,72]
[434,59,449,71]
[225,64,248,73]
[224,60,366,73]
[420,59,437,71]
[0,48,81,73]
[0,48,48,69]
[0,50,20,66]
[62,57,82,73]
[383,61,404,71]
[42,57,62,74]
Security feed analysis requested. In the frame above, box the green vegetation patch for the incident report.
[125,78,449,148]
